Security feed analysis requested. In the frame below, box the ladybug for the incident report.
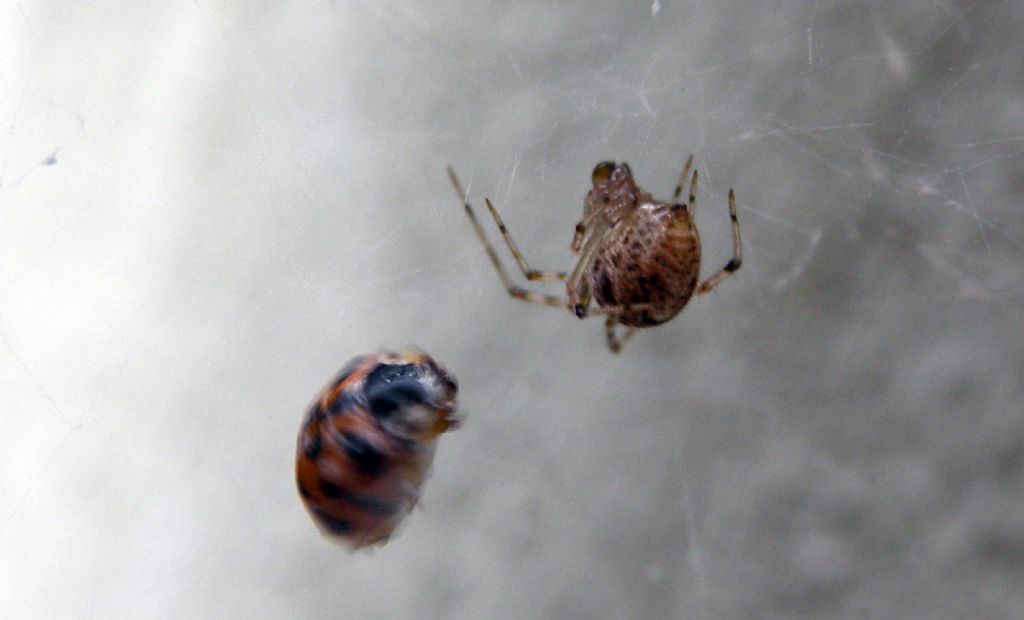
[296,349,460,549]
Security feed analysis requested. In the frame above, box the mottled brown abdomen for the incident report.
[588,203,701,328]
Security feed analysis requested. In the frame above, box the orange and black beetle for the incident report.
[296,350,460,549]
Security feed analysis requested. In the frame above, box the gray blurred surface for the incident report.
[2,1,1023,618]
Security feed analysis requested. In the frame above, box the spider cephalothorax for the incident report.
[447,156,741,352]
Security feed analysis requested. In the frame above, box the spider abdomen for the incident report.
[589,204,701,327]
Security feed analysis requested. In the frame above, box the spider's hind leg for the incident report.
[696,189,742,294]
[671,155,695,207]
[605,316,637,353]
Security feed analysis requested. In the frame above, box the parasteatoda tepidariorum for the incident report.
[446,157,742,353]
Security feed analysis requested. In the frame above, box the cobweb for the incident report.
[2,1,1023,618]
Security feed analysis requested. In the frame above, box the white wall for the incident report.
[2,2,1022,618]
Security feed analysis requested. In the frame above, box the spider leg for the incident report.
[446,168,568,282]
[565,215,615,317]
[671,155,695,205]
[571,207,604,255]
[582,301,664,317]
[447,166,572,310]
[696,189,742,294]
[687,167,698,218]
[604,316,637,353]
[484,198,568,282]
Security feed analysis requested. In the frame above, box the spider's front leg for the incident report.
[565,217,614,318]
[564,261,596,319]
[570,287,592,319]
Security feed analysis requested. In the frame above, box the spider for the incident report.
[446,156,742,352]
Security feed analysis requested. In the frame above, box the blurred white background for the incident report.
[2,1,1022,618]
